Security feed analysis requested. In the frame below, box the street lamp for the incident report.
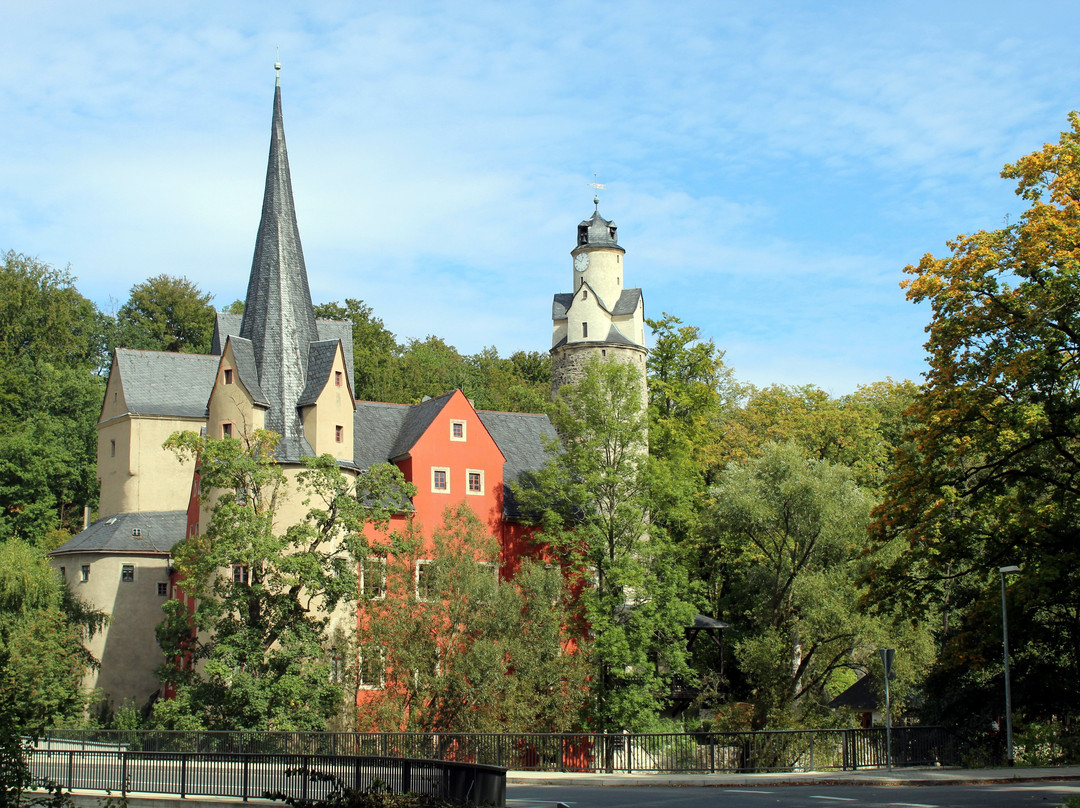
[999,564,1021,766]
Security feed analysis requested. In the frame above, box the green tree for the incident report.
[0,253,106,541]
[313,299,401,402]
[870,111,1080,728]
[116,274,215,354]
[711,442,924,728]
[519,357,696,731]
[155,429,409,731]
[358,505,586,732]
[0,540,106,730]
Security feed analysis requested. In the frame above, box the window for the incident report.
[121,565,135,582]
[431,467,449,493]
[131,528,141,537]
[358,646,386,689]
[222,422,233,439]
[582,290,588,300]
[158,582,168,597]
[80,565,90,583]
[110,440,116,458]
[450,420,466,441]
[415,560,435,600]
[361,558,386,599]
[466,469,484,495]
[59,567,65,580]
[335,425,344,443]
[330,655,345,684]
[582,322,588,338]
[224,368,234,384]
[335,371,343,387]
[232,565,249,585]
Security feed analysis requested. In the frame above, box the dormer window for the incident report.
[609,225,617,240]
[224,368,234,384]
[577,225,588,245]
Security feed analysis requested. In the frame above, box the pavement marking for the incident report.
[888,803,938,807]
[727,789,774,794]
[809,798,856,802]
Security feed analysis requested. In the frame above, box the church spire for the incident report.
[239,70,318,458]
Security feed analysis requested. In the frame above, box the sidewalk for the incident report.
[507,765,1080,788]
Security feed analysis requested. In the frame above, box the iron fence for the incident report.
[28,749,505,806]
[38,726,964,773]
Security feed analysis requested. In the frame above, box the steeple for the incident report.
[239,71,319,459]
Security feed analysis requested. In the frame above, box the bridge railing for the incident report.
[37,726,964,773]
[28,749,506,806]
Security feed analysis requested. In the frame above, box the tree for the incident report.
[155,429,408,731]
[869,111,1080,728]
[0,253,106,541]
[0,540,106,731]
[519,357,696,731]
[711,442,924,728]
[116,274,215,354]
[313,299,400,402]
[357,505,586,733]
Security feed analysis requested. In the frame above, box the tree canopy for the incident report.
[116,274,215,354]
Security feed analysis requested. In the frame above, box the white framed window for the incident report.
[330,655,345,684]
[361,557,387,599]
[121,564,135,583]
[450,419,467,441]
[358,646,386,689]
[466,469,484,496]
[80,565,90,583]
[232,565,249,585]
[431,466,450,493]
[415,559,435,600]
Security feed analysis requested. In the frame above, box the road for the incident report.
[508,782,1080,807]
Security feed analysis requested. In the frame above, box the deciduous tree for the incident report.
[116,274,215,354]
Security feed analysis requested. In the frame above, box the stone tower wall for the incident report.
[550,342,648,407]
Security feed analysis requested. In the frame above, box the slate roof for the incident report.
[229,337,269,407]
[577,207,623,250]
[390,392,454,459]
[552,292,574,320]
[612,288,643,316]
[238,82,320,463]
[298,340,345,407]
[354,401,411,469]
[110,349,219,419]
[316,319,354,391]
[212,312,242,355]
[51,511,187,555]
[477,410,557,518]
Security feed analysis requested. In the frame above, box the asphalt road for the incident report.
[508,782,1080,807]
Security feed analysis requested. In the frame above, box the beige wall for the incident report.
[97,415,204,518]
[209,344,265,438]
[54,551,172,709]
[573,246,625,308]
[301,344,355,462]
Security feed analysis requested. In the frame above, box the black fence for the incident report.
[37,726,964,773]
[28,748,505,806]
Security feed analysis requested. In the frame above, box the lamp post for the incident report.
[999,565,1021,766]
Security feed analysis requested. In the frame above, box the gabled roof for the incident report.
[109,349,218,419]
[51,511,187,555]
[829,675,879,711]
[604,324,640,346]
[390,392,455,459]
[551,287,643,321]
[227,337,269,407]
[316,319,354,391]
[577,206,623,250]
[297,340,352,407]
[477,410,557,518]
[212,312,242,355]
[354,401,412,469]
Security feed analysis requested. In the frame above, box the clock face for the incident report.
[574,252,590,272]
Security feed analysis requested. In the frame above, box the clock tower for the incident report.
[550,198,647,404]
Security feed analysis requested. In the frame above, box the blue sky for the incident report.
[2,1,1077,393]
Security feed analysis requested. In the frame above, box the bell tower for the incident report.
[550,198,647,402]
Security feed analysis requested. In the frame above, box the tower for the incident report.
[550,198,647,403]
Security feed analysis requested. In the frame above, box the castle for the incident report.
[49,72,646,712]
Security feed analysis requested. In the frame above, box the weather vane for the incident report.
[588,174,606,208]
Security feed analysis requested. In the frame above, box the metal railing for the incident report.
[28,748,505,806]
[37,726,964,773]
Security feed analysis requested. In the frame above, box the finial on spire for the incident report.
[275,47,281,87]
[588,174,606,210]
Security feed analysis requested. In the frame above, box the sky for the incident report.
[2,1,1078,394]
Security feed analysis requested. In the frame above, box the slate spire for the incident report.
[239,72,318,458]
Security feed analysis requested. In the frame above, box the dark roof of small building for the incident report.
[612,288,643,316]
[551,287,643,322]
[829,675,880,711]
[110,349,219,419]
[50,511,187,555]
[390,392,455,459]
[354,401,411,469]
[577,208,623,250]
[212,312,243,355]
[552,293,574,320]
